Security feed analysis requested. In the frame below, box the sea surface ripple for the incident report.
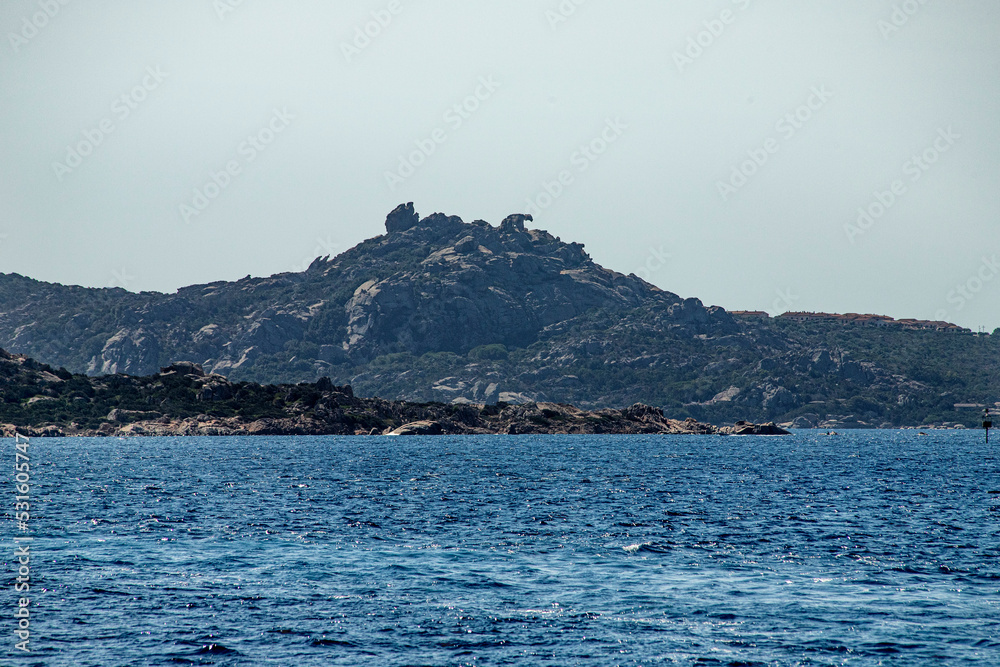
[7,430,1000,665]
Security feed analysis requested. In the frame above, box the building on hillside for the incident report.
[777,312,968,332]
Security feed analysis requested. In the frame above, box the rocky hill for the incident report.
[0,204,996,428]
[0,351,788,437]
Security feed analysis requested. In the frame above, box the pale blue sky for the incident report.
[1,0,998,330]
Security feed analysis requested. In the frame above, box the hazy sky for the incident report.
[1,1,998,330]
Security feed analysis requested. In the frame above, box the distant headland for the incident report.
[0,204,994,429]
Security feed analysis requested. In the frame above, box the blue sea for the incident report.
[6,431,1000,666]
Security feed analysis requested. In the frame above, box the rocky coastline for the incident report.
[0,205,994,428]
[0,352,788,438]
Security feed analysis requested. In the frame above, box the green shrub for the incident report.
[468,344,508,361]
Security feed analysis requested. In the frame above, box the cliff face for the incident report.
[0,205,995,427]
[341,207,736,361]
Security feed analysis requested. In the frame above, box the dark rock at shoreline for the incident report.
[0,348,787,437]
[387,420,444,436]
[719,421,790,436]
